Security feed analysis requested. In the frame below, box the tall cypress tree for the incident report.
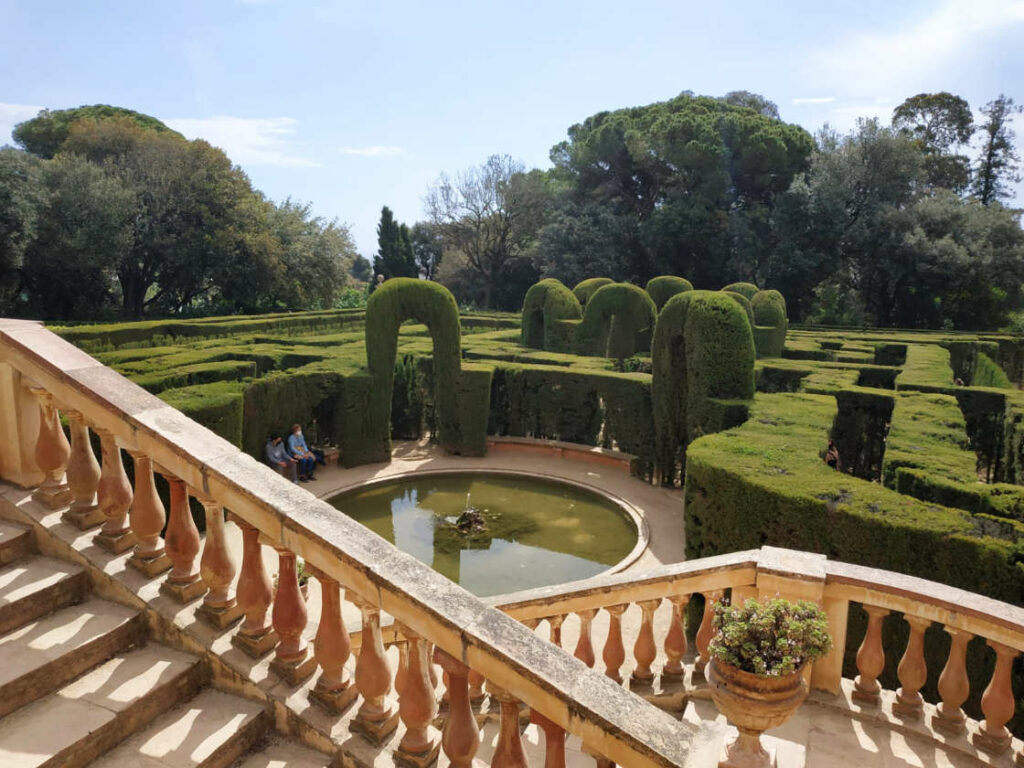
[372,206,417,288]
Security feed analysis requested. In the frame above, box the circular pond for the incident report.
[328,472,641,597]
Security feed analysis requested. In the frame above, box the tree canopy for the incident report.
[13,104,183,159]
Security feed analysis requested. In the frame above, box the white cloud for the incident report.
[163,116,318,167]
[792,97,836,105]
[0,102,44,146]
[809,0,1024,97]
[339,145,403,157]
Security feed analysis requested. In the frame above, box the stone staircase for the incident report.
[0,520,333,768]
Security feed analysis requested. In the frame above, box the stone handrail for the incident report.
[492,545,1024,761]
[0,318,721,768]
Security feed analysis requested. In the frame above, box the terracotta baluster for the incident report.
[126,453,170,576]
[28,387,72,509]
[602,604,627,683]
[893,615,931,718]
[434,649,480,768]
[396,627,440,765]
[574,608,597,668]
[548,614,564,647]
[631,599,660,688]
[94,428,134,554]
[393,624,410,698]
[270,548,315,685]
[853,605,889,705]
[310,572,356,712]
[694,590,724,682]
[62,411,102,528]
[972,640,1018,755]
[530,709,567,768]
[160,477,205,602]
[195,498,242,629]
[468,669,486,704]
[662,594,689,682]
[352,597,399,742]
[488,684,528,768]
[227,518,276,654]
[932,627,973,734]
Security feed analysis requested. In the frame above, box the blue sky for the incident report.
[2,0,1023,258]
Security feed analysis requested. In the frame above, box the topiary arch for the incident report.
[652,290,755,483]
[363,278,465,460]
[720,282,759,300]
[721,290,755,327]
[521,278,583,352]
[573,277,614,307]
[575,283,658,358]
[646,276,693,310]
[751,289,788,358]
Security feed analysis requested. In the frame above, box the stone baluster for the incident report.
[631,599,660,689]
[662,594,689,682]
[28,386,72,509]
[972,640,1018,755]
[468,669,486,704]
[62,411,102,529]
[94,428,134,554]
[352,597,399,743]
[694,590,724,682]
[396,627,440,766]
[195,498,242,629]
[434,649,480,768]
[574,608,597,668]
[394,625,410,698]
[893,615,931,718]
[160,477,205,603]
[530,709,567,768]
[932,627,973,735]
[602,604,627,683]
[226,518,275,654]
[852,605,889,705]
[308,571,355,712]
[548,614,564,647]
[270,547,316,685]
[488,684,528,768]
[126,453,170,577]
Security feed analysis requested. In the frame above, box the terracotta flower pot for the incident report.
[708,659,808,768]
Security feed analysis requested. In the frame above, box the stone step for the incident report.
[0,554,89,635]
[87,688,269,768]
[233,740,335,767]
[0,643,207,768]
[0,596,144,718]
[0,520,33,566]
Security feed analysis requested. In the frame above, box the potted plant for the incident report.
[707,598,832,768]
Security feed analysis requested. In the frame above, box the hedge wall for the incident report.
[720,282,759,300]
[572,277,614,307]
[575,283,658,358]
[645,276,693,310]
[520,278,583,351]
[751,289,788,359]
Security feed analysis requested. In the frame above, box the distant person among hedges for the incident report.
[265,435,299,483]
[288,424,317,482]
[825,440,840,470]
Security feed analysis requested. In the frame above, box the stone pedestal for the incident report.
[270,653,318,687]
[351,709,400,745]
[196,601,244,630]
[127,551,172,578]
[94,529,135,555]
[62,505,105,530]
[310,680,358,715]
[231,626,279,658]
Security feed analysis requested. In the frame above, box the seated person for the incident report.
[288,423,317,481]
[265,435,298,482]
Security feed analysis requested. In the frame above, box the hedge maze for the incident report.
[57,280,1024,638]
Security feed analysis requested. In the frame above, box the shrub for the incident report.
[751,290,788,358]
[575,283,657,358]
[720,282,759,300]
[645,276,693,310]
[572,277,614,307]
[520,278,582,351]
[710,598,832,676]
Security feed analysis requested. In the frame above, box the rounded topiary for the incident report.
[365,278,462,459]
[652,290,755,482]
[721,282,759,300]
[751,289,788,358]
[521,278,583,351]
[572,277,614,308]
[722,290,755,328]
[575,283,658,358]
[646,276,693,310]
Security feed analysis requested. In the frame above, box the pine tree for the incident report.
[972,95,1023,206]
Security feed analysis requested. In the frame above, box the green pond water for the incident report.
[328,473,637,597]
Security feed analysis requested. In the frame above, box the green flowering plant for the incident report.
[708,598,832,677]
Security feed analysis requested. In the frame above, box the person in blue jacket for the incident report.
[287,423,317,481]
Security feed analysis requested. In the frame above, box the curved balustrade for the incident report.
[6,319,1024,767]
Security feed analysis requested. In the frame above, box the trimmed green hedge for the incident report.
[160,381,245,447]
[751,290,788,359]
[520,278,583,351]
[575,283,658,358]
[645,276,693,310]
[572,277,614,307]
[974,353,1012,388]
[720,282,759,300]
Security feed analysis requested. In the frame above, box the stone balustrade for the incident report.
[492,546,1024,763]
[0,318,720,768]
